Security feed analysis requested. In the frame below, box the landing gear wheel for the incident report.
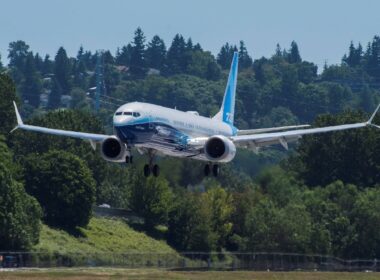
[152,164,160,177]
[204,164,211,176]
[143,164,151,177]
[212,164,219,177]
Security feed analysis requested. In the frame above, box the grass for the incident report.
[1,268,380,280]
[33,217,178,255]
[29,217,180,266]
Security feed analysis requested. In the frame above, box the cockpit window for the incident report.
[115,112,122,116]
[123,112,133,116]
[133,112,140,117]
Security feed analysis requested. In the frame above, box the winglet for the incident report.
[10,101,23,133]
[367,103,380,125]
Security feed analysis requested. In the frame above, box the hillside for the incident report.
[33,217,178,255]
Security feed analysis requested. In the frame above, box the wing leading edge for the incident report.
[231,104,380,150]
[11,101,110,142]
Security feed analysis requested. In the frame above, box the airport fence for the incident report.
[0,252,379,271]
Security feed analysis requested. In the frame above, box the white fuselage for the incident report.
[112,102,235,159]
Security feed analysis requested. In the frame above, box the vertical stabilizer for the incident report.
[213,52,239,126]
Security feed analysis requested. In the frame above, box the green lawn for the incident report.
[1,269,380,280]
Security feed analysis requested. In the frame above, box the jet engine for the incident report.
[100,136,128,162]
[204,135,236,162]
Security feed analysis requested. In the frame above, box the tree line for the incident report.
[1,31,380,259]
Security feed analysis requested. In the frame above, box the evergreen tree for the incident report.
[76,45,84,61]
[217,43,237,69]
[115,44,133,66]
[146,35,166,69]
[288,41,302,63]
[185,38,193,50]
[275,43,282,57]
[22,52,42,107]
[0,52,3,70]
[54,47,71,96]
[366,36,380,76]
[129,27,146,78]
[48,77,62,109]
[34,53,44,72]
[42,54,53,74]
[166,34,187,74]
[239,40,253,69]
[7,40,30,83]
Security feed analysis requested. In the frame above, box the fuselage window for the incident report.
[123,112,133,116]
[133,112,140,117]
[115,112,122,116]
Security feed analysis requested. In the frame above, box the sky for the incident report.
[1,0,379,70]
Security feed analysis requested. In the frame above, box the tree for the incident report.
[10,109,107,197]
[23,150,96,230]
[203,187,234,250]
[0,52,3,70]
[115,44,133,66]
[42,54,53,74]
[168,192,216,252]
[288,41,302,63]
[166,34,187,74]
[54,47,71,96]
[146,35,166,70]
[129,176,173,229]
[48,77,62,109]
[0,135,41,250]
[217,43,237,69]
[22,52,42,107]
[7,40,30,83]
[129,27,146,78]
[239,40,253,69]
[0,74,17,135]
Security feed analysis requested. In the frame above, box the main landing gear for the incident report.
[143,149,160,177]
[204,163,219,177]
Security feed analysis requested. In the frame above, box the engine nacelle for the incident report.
[204,135,236,163]
[100,136,128,162]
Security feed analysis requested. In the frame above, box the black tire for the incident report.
[204,164,210,176]
[152,164,160,177]
[144,164,151,177]
[212,164,219,177]
[125,156,130,164]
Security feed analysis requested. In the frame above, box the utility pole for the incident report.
[95,50,105,113]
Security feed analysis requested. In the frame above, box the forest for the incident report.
[1,28,380,259]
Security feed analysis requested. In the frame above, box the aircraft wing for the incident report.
[231,104,380,151]
[11,102,110,143]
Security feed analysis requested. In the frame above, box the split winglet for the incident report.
[10,101,23,133]
[367,103,380,129]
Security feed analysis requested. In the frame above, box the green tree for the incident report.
[0,74,17,135]
[22,52,42,107]
[23,150,96,230]
[0,135,42,250]
[115,44,133,66]
[48,77,62,109]
[168,192,216,252]
[239,40,253,69]
[129,27,147,78]
[217,43,237,69]
[166,34,187,74]
[288,41,302,63]
[129,176,173,229]
[146,35,166,70]
[54,46,71,96]
[203,186,234,250]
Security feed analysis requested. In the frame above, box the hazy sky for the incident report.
[1,0,379,70]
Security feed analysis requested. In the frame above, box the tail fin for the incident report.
[213,52,239,126]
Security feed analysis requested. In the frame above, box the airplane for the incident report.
[12,52,380,177]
